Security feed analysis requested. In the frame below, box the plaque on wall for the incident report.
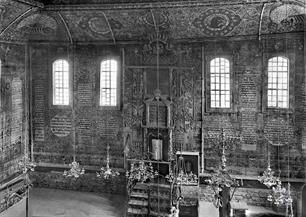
[34,126,45,142]
[50,115,72,137]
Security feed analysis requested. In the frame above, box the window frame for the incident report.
[97,56,121,110]
[205,55,236,113]
[263,53,294,113]
[267,56,289,109]
[51,58,72,108]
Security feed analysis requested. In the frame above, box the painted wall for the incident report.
[30,34,306,208]
[0,43,27,183]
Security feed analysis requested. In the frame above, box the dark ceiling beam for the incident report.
[0,7,36,38]
[102,12,116,45]
[58,12,73,44]
[43,0,298,11]
[12,0,44,8]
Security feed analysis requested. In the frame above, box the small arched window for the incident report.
[100,59,118,106]
[267,56,289,108]
[210,57,230,108]
[52,59,69,105]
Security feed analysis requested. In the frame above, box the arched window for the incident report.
[100,59,118,106]
[267,56,289,108]
[210,57,230,108]
[52,59,69,105]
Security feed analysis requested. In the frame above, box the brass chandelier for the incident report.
[96,144,119,179]
[126,160,158,183]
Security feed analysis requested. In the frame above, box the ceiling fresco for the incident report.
[261,2,305,34]
[0,10,69,42]
[0,0,32,33]
[0,0,304,42]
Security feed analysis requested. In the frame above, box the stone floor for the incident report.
[30,188,126,217]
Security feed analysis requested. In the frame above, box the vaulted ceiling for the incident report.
[0,0,305,43]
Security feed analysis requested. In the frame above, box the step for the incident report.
[127,207,148,215]
[150,210,170,217]
[150,193,170,199]
[134,183,148,190]
[128,199,149,206]
[149,183,171,189]
[130,192,148,199]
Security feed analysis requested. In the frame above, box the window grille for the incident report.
[53,59,69,105]
[210,57,231,108]
[267,57,289,108]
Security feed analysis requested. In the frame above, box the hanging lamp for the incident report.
[205,129,239,208]
[258,137,279,188]
[63,138,85,178]
[97,144,120,179]
[63,46,85,179]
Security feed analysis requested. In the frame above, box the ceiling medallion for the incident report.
[88,16,110,35]
[143,11,168,27]
[193,9,241,36]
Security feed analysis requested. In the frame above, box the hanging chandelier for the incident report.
[267,180,286,206]
[126,160,158,183]
[63,160,85,178]
[267,181,293,212]
[63,130,85,178]
[18,155,36,174]
[97,144,120,179]
[258,164,279,188]
[205,141,239,208]
[258,158,279,188]
[258,136,280,188]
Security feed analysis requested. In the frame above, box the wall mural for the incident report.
[0,44,25,182]
[193,9,241,36]
[0,2,305,42]
[0,10,71,42]
[79,14,124,36]
[0,0,31,33]
[261,3,305,34]
[17,14,57,35]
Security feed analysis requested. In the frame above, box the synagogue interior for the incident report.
[0,0,306,217]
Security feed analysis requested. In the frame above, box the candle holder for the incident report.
[63,160,85,178]
[97,144,120,179]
